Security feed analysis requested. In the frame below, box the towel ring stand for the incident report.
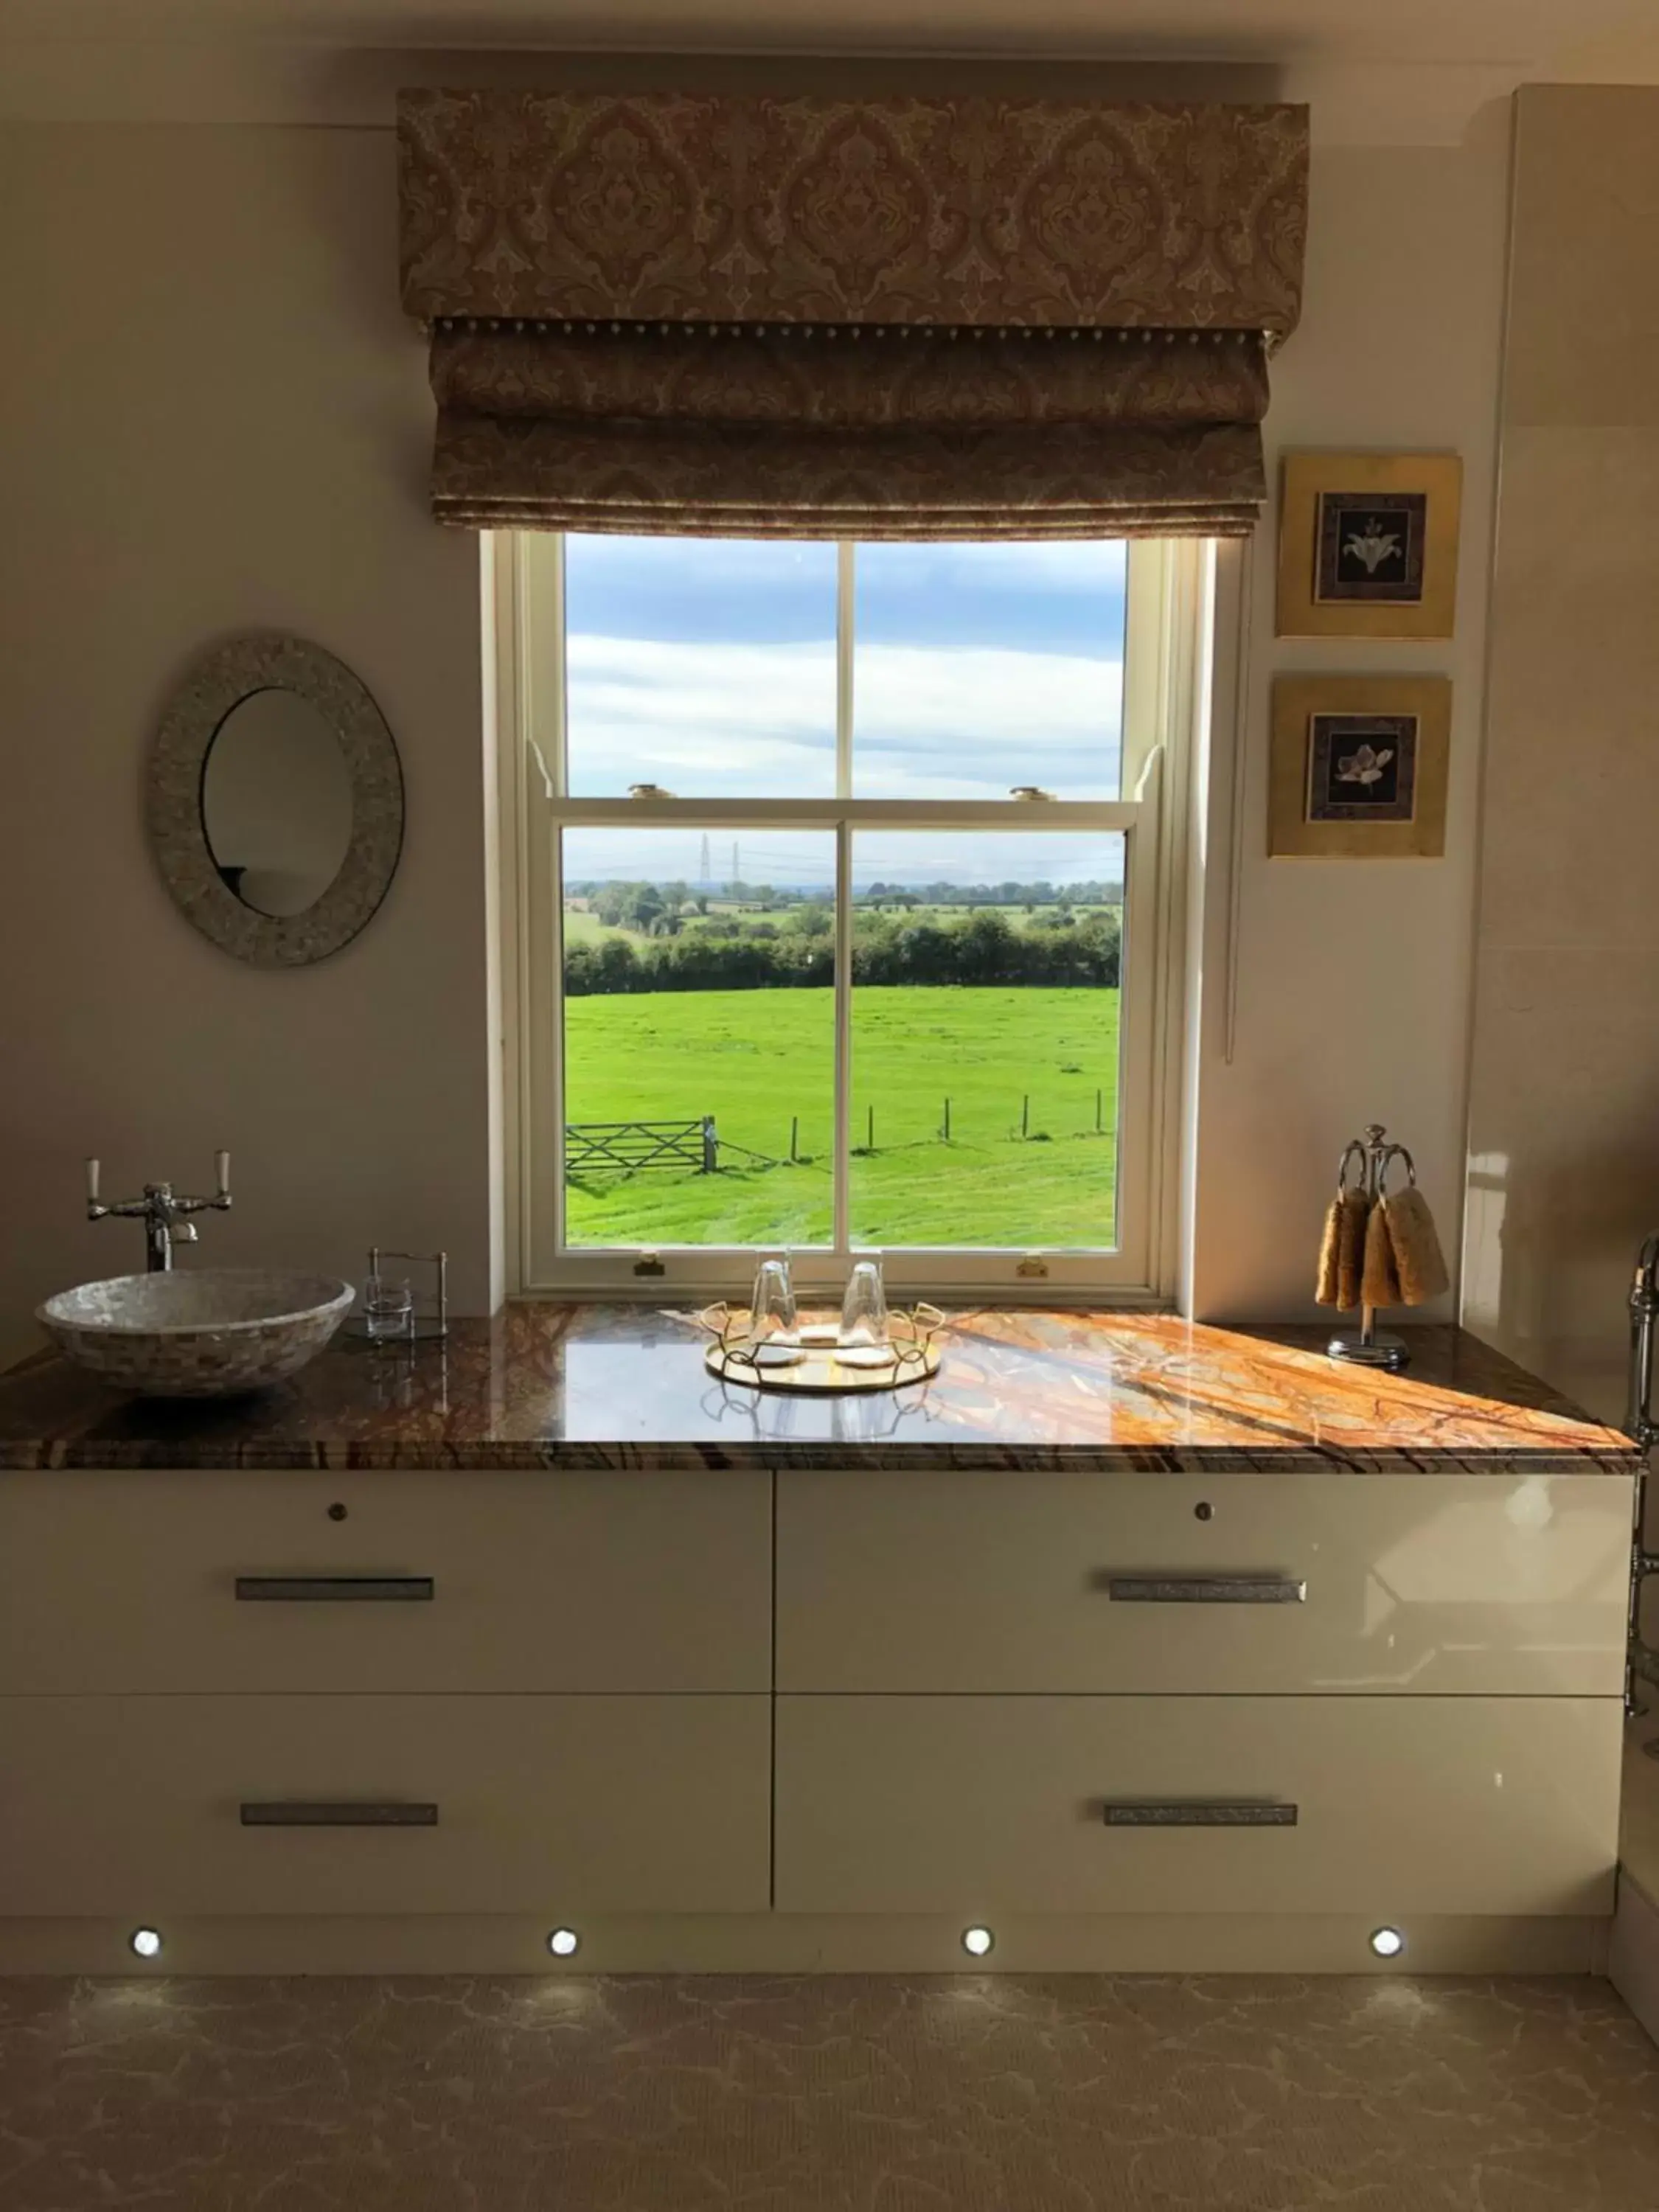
[1377,1144,1417,1195]
[1335,1139,1368,1195]
[1329,1122,1413,1372]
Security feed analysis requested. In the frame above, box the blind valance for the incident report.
[398,89,1308,539]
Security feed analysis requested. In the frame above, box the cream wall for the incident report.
[0,124,491,1359]
[1464,84,1659,1424]
[1189,102,1512,1319]
[0,69,1514,1347]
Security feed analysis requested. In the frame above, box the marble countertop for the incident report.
[0,1303,1639,1473]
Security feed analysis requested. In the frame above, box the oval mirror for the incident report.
[148,633,403,967]
[201,689,354,918]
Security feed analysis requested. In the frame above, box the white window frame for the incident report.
[493,531,1209,1305]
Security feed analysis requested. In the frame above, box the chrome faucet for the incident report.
[86,1152,232,1272]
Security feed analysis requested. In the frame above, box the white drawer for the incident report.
[0,1693,770,1916]
[774,1694,1623,1918]
[0,1469,770,1694]
[776,1469,1632,1695]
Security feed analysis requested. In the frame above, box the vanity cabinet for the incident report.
[0,1469,774,1930]
[0,1450,1635,1972]
[0,1693,769,1918]
[774,1694,1621,1918]
[771,1466,1632,1943]
[775,1468,1633,1697]
[0,1470,770,1694]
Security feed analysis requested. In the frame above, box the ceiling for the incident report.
[1,0,1658,75]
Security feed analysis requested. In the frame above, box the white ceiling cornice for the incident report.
[1,3,1655,142]
[0,0,1652,69]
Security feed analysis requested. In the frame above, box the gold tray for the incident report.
[694,1303,943,1396]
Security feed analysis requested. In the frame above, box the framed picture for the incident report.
[1269,676,1450,858]
[1276,453,1461,639]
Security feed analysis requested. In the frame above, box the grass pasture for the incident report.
[562,984,1119,1249]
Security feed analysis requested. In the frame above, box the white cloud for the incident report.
[568,636,836,793]
[567,633,1121,804]
[855,644,1121,796]
[858,540,1127,602]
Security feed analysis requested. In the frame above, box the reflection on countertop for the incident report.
[0,1304,1639,1474]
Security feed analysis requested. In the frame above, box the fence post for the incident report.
[1022,1093,1030,1138]
[942,1096,951,1142]
[701,1116,717,1175]
[790,1115,799,1163]
[1096,1087,1103,1133]
[867,1105,875,1152]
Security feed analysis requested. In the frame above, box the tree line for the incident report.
[861,880,1123,911]
[571,878,1124,932]
[564,905,1122,996]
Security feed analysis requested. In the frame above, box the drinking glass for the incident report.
[364,1274,414,1343]
[837,1259,892,1365]
[748,1256,802,1367]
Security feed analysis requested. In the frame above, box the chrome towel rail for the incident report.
[1623,1237,1659,1719]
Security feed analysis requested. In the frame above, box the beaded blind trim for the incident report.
[398,90,1307,539]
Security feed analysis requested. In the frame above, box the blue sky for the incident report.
[563,536,1127,658]
[562,537,1127,886]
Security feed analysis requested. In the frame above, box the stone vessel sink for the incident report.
[37,1270,354,1398]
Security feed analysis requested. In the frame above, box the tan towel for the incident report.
[1361,1199,1402,1311]
[1381,1184,1450,1305]
[1315,1189,1370,1309]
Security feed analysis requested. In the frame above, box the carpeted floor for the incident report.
[3,1973,1659,2210]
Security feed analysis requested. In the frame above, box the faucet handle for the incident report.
[170,1148,233,1217]
[85,1157,108,1220]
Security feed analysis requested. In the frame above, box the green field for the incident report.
[563,984,1119,1248]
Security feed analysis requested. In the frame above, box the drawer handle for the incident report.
[234,1576,434,1602]
[1102,1573,1307,1605]
[1102,1800,1298,1828]
[240,1801,438,1827]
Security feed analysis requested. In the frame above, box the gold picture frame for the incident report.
[1276,452,1461,639]
[1270,675,1450,858]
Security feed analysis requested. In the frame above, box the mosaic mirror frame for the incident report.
[147,633,403,967]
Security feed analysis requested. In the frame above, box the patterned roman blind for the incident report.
[397,90,1308,539]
